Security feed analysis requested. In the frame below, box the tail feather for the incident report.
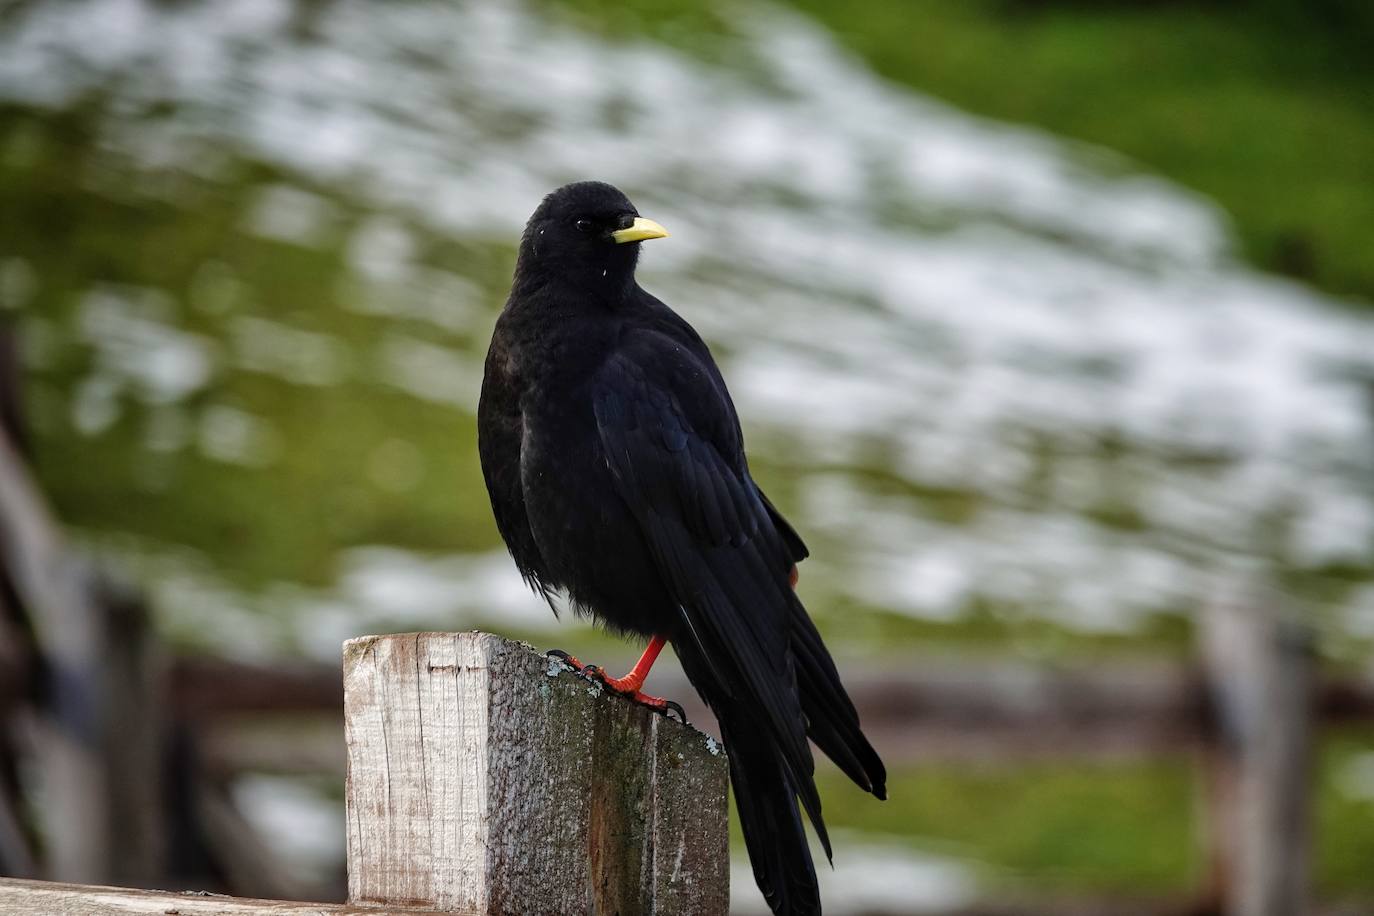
[790,598,887,800]
[667,568,885,915]
[677,637,823,916]
[721,711,823,916]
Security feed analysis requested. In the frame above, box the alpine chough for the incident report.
[477,180,886,916]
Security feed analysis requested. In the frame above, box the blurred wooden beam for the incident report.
[1201,582,1314,916]
[174,652,1374,766]
[0,787,35,879]
[0,432,165,885]
[169,656,343,718]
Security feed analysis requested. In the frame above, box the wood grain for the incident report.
[343,632,728,916]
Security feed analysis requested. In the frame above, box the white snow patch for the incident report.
[4,0,1373,637]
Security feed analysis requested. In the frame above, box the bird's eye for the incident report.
[575,219,595,234]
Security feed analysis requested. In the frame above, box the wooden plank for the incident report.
[343,632,729,916]
[1201,581,1314,916]
[0,876,445,915]
[4,877,1370,916]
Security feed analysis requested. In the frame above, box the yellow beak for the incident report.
[612,217,670,244]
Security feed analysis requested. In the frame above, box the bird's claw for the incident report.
[613,688,688,725]
[659,698,688,724]
[545,648,587,671]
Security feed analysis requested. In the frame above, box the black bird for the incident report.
[477,181,886,916]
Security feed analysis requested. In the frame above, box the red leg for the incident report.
[551,636,686,722]
[598,634,667,694]
[789,564,799,590]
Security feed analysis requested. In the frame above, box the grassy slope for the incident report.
[1,107,513,588]
[784,0,1374,302]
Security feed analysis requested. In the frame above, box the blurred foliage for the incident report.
[1,105,513,588]
[805,732,1374,895]
[1316,733,1374,892]
[815,758,1198,893]
[1002,0,1374,46]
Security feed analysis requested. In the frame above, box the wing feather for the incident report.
[591,326,884,881]
[592,332,817,799]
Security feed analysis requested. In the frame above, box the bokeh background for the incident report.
[2,0,1373,912]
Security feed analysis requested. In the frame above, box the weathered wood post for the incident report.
[342,632,729,916]
[1200,578,1314,916]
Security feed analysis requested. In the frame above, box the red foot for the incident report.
[590,634,666,694]
[597,668,646,694]
[789,564,799,589]
[545,638,686,722]
[623,690,677,715]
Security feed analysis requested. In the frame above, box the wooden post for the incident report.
[1200,579,1314,916]
[342,632,729,916]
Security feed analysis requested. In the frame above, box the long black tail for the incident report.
[790,599,887,801]
[720,705,823,916]
[676,633,822,916]
[675,608,884,916]
[765,491,887,798]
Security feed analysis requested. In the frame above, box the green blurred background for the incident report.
[3,0,1373,910]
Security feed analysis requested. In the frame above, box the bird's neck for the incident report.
[512,260,640,310]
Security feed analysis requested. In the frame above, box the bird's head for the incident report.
[515,181,669,298]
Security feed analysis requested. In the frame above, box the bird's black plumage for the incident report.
[477,181,886,916]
